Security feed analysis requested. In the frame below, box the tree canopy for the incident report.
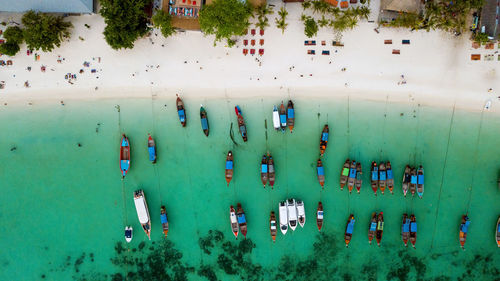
[302,15,318,38]
[152,10,175,38]
[199,0,253,47]
[0,42,20,56]
[3,26,24,44]
[21,11,72,52]
[100,0,152,50]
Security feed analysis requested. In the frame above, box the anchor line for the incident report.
[466,109,485,213]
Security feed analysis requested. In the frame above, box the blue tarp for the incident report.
[317,166,325,176]
[418,174,424,184]
[237,214,246,224]
[161,214,168,224]
[287,109,294,118]
[370,222,377,231]
[379,171,387,181]
[346,220,355,234]
[410,175,417,184]
[321,132,329,141]
[148,147,156,161]
[236,106,242,115]
[403,219,410,232]
[120,160,129,172]
[261,164,268,173]
[387,169,393,179]
[226,161,233,169]
[371,171,378,181]
[280,114,287,124]
[349,168,356,178]
[461,220,471,233]
[178,109,185,122]
[121,138,128,146]
[410,222,417,232]
[497,224,500,232]
[201,118,208,130]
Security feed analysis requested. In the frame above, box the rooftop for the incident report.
[480,0,499,38]
[0,0,94,14]
[381,0,421,13]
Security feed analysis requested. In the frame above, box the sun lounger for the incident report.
[325,0,338,6]
[259,49,264,56]
[260,29,264,36]
[392,49,400,55]
[243,39,248,46]
[251,39,255,46]
[304,40,316,46]
[472,42,480,49]
[307,50,315,55]
[332,41,344,47]
[7,60,13,65]
[485,43,494,49]
[250,49,255,55]
[322,50,330,55]
[402,40,410,45]
[251,29,256,36]
[243,49,248,56]
[350,0,357,3]
[321,40,326,46]
[340,0,348,8]
[259,39,264,46]
[470,54,481,60]
[384,40,392,44]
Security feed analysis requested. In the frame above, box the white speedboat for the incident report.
[133,190,151,240]
[272,106,280,130]
[296,200,306,228]
[125,226,133,243]
[287,198,298,231]
[279,201,288,235]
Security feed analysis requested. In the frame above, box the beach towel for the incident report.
[418,174,424,184]
[237,214,246,224]
[346,219,355,234]
[403,220,410,232]
[201,118,208,130]
[226,161,233,169]
[261,164,268,173]
[317,166,325,176]
[161,214,168,224]
[410,222,417,232]
[321,132,328,141]
[370,222,377,231]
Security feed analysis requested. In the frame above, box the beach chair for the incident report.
[7,60,12,65]
[259,39,264,46]
[350,0,357,3]
[384,40,392,44]
[307,50,315,55]
[470,54,481,61]
[251,29,256,36]
[322,50,330,55]
[243,49,248,56]
[250,49,255,55]
[251,39,255,46]
[471,42,480,49]
[325,0,338,6]
[321,40,326,46]
[260,29,264,36]
[243,39,248,46]
[402,40,410,45]
[392,49,400,55]
[332,41,344,47]
[259,49,264,56]
[485,43,494,49]
[340,0,348,8]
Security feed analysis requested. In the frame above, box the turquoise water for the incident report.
[0,95,499,280]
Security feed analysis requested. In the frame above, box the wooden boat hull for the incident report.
[496,217,500,247]
[371,162,379,196]
[340,160,349,190]
[261,155,268,187]
[230,205,239,239]
[316,202,323,232]
[287,100,295,133]
[200,107,209,137]
[319,125,329,157]
[268,155,275,188]
[160,206,169,238]
[345,215,355,247]
[270,211,277,242]
[402,214,410,247]
[368,213,377,244]
[147,134,156,164]
[317,159,325,188]
[225,151,234,186]
[409,214,417,248]
[417,166,424,198]
[355,162,362,193]
[176,97,186,127]
[402,165,411,196]
[235,106,247,142]
[279,102,287,130]
[386,161,394,194]
[379,162,387,194]
[237,203,247,238]
[459,215,470,249]
[347,161,356,193]
[376,212,384,246]
[120,135,130,178]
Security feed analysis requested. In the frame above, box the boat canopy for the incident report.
[410,222,417,232]
[410,175,418,184]
[178,109,185,121]
[387,169,393,179]
[321,132,329,141]
[261,164,268,173]
[403,220,410,232]
[125,229,132,238]
[377,221,384,230]
[226,160,233,169]
[161,213,168,224]
[201,118,208,130]
[317,211,323,219]
[121,138,129,146]
[317,166,325,176]
[148,147,156,161]
[346,219,355,234]
[236,105,242,114]
[287,108,294,118]
[349,168,356,178]
[134,197,150,224]
[371,170,378,180]
[271,222,277,229]
[121,160,130,172]
[418,174,424,184]
[380,171,387,181]
[461,220,471,233]
[370,222,377,231]
[280,114,287,124]
[237,214,246,224]
[342,167,349,176]
[498,224,500,232]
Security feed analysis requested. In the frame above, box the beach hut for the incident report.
[324,0,338,6]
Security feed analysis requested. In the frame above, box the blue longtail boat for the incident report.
[347,160,356,193]
[410,214,417,248]
[317,159,325,188]
[260,155,268,187]
[319,125,329,157]
[379,162,387,194]
[147,134,156,164]
[176,96,186,127]
[160,206,169,238]
[120,134,130,178]
[417,166,424,198]
[386,161,394,194]
[287,100,295,133]
[402,214,410,247]
[279,102,287,131]
[410,167,417,196]
[459,215,471,250]
[345,214,355,247]
[200,106,209,137]
[225,151,234,186]
[371,162,379,196]
[235,105,247,142]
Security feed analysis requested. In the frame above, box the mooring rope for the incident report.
[465,109,485,213]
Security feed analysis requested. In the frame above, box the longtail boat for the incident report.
[120,134,130,178]
[235,105,247,142]
[379,162,387,194]
[229,205,239,239]
[133,190,151,240]
[287,100,295,133]
[297,200,306,228]
[402,214,410,247]
[355,162,362,193]
[496,216,500,247]
[279,201,288,235]
[160,205,169,238]
[368,212,377,244]
[272,106,280,130]
[376,212,384,246]
[402,165,411,196]
[317,159,325,189]
[260,155,268,187]
[410,167,417,197]
[225,151,234,186]
[345,214,355,247]
[147,134,156,164]
[459,215,470,250]
[340,159,350,190]
[270,211,277,242]
[287,198,298,231]
[417,166,424,198]
[279,102,287,131]
[409,214,417,248]
[316,202,323,231]
[319,125,329,157]
[268,154,275,188]
[236,203,247,238]
[200,106,209,137]
[347,160,356,193]
[371,162,379,196]
[176,96,186,127]
[386,161,394,194]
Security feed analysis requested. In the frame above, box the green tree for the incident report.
[0,42,20,56]
[100,0,152,50]
[3,26,24,44]
[303,16,318,38]
[21,11,72,52]
[473,32,489,45]
[199,0,252,47]
[152,10,175,38]
[275,7,288,34]
[254,4,273,30]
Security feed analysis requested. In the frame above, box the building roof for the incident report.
[381,0,420,13]
[480,0,499,38]
[0,0,94,14]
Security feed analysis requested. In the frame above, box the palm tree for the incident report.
[275,7,288,34]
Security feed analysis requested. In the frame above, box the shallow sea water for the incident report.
[0,95,499,281]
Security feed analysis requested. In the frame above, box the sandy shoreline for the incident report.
[0,2,499,113]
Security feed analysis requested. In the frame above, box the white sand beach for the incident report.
[0,1,499,112]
